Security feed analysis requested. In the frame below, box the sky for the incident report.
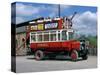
[11,2,97,36]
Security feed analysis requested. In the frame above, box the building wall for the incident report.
[16,32,27,55]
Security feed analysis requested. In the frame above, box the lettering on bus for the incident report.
[45,23,58,29]
[37,43,48,47]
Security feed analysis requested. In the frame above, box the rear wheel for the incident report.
[71,50,78,61]
[35,50,45,60]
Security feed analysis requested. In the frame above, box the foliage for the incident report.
[78,35,97,47]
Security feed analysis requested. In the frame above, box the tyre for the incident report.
[35,50,45,60]
[82,55,88,60]
[71,50,78,61]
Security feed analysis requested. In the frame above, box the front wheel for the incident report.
[35,50,45,60]
[71,50,78,61]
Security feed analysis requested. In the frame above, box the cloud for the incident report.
[16,3,40,16]
[16,3,58,17]
[15,3,58,24]
[73,11,97,36]
[14,2,97,36]
[60,5,71,10]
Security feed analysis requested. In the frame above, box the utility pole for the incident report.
[58,4,60,18]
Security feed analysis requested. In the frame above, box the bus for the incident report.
[26,14,88,61]
[29,28,88,61]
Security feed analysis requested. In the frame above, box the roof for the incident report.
[15,17,44,28]
[15,17,61,28]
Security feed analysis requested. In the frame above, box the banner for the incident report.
[31,25,38,30]
[45,23,58,29]
[38,24,44,30]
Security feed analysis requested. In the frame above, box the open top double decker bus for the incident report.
[26,13,88,61]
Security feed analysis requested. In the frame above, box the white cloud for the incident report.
[73,11,97,36]
[16,3,58,17]
[39,5,57,12]
[15,3,58,24]
[15,3,97,36]
[16,3,40,16]
[60,5,70,10]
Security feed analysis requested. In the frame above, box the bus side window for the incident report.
[51,34,56,41]
[50,31,56,41]
[38,34,42,41]
[31,33,36,42]
[37,32,42,42]
[44,32,49,41]
[58,31,60,41]
[69,32,73,40]
[62,30,67,40]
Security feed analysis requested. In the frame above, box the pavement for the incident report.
[16,55,97,73]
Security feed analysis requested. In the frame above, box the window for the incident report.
[31,33,36,42]
[30,30,64,42]
[69,32,73,40]
[37,34,42,41]
[62,30,67,40]
[44,32,49,41]
[58,31,60,41]
[37,32,42,41]
[50,31,56,41]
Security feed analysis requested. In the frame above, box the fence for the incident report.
[88,47,97,56]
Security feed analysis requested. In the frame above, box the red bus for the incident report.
[26,17,88,61]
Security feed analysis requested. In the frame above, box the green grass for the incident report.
[78,35,97,47]
[87,36,97,47]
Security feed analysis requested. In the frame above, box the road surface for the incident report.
[16,55,97,73]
